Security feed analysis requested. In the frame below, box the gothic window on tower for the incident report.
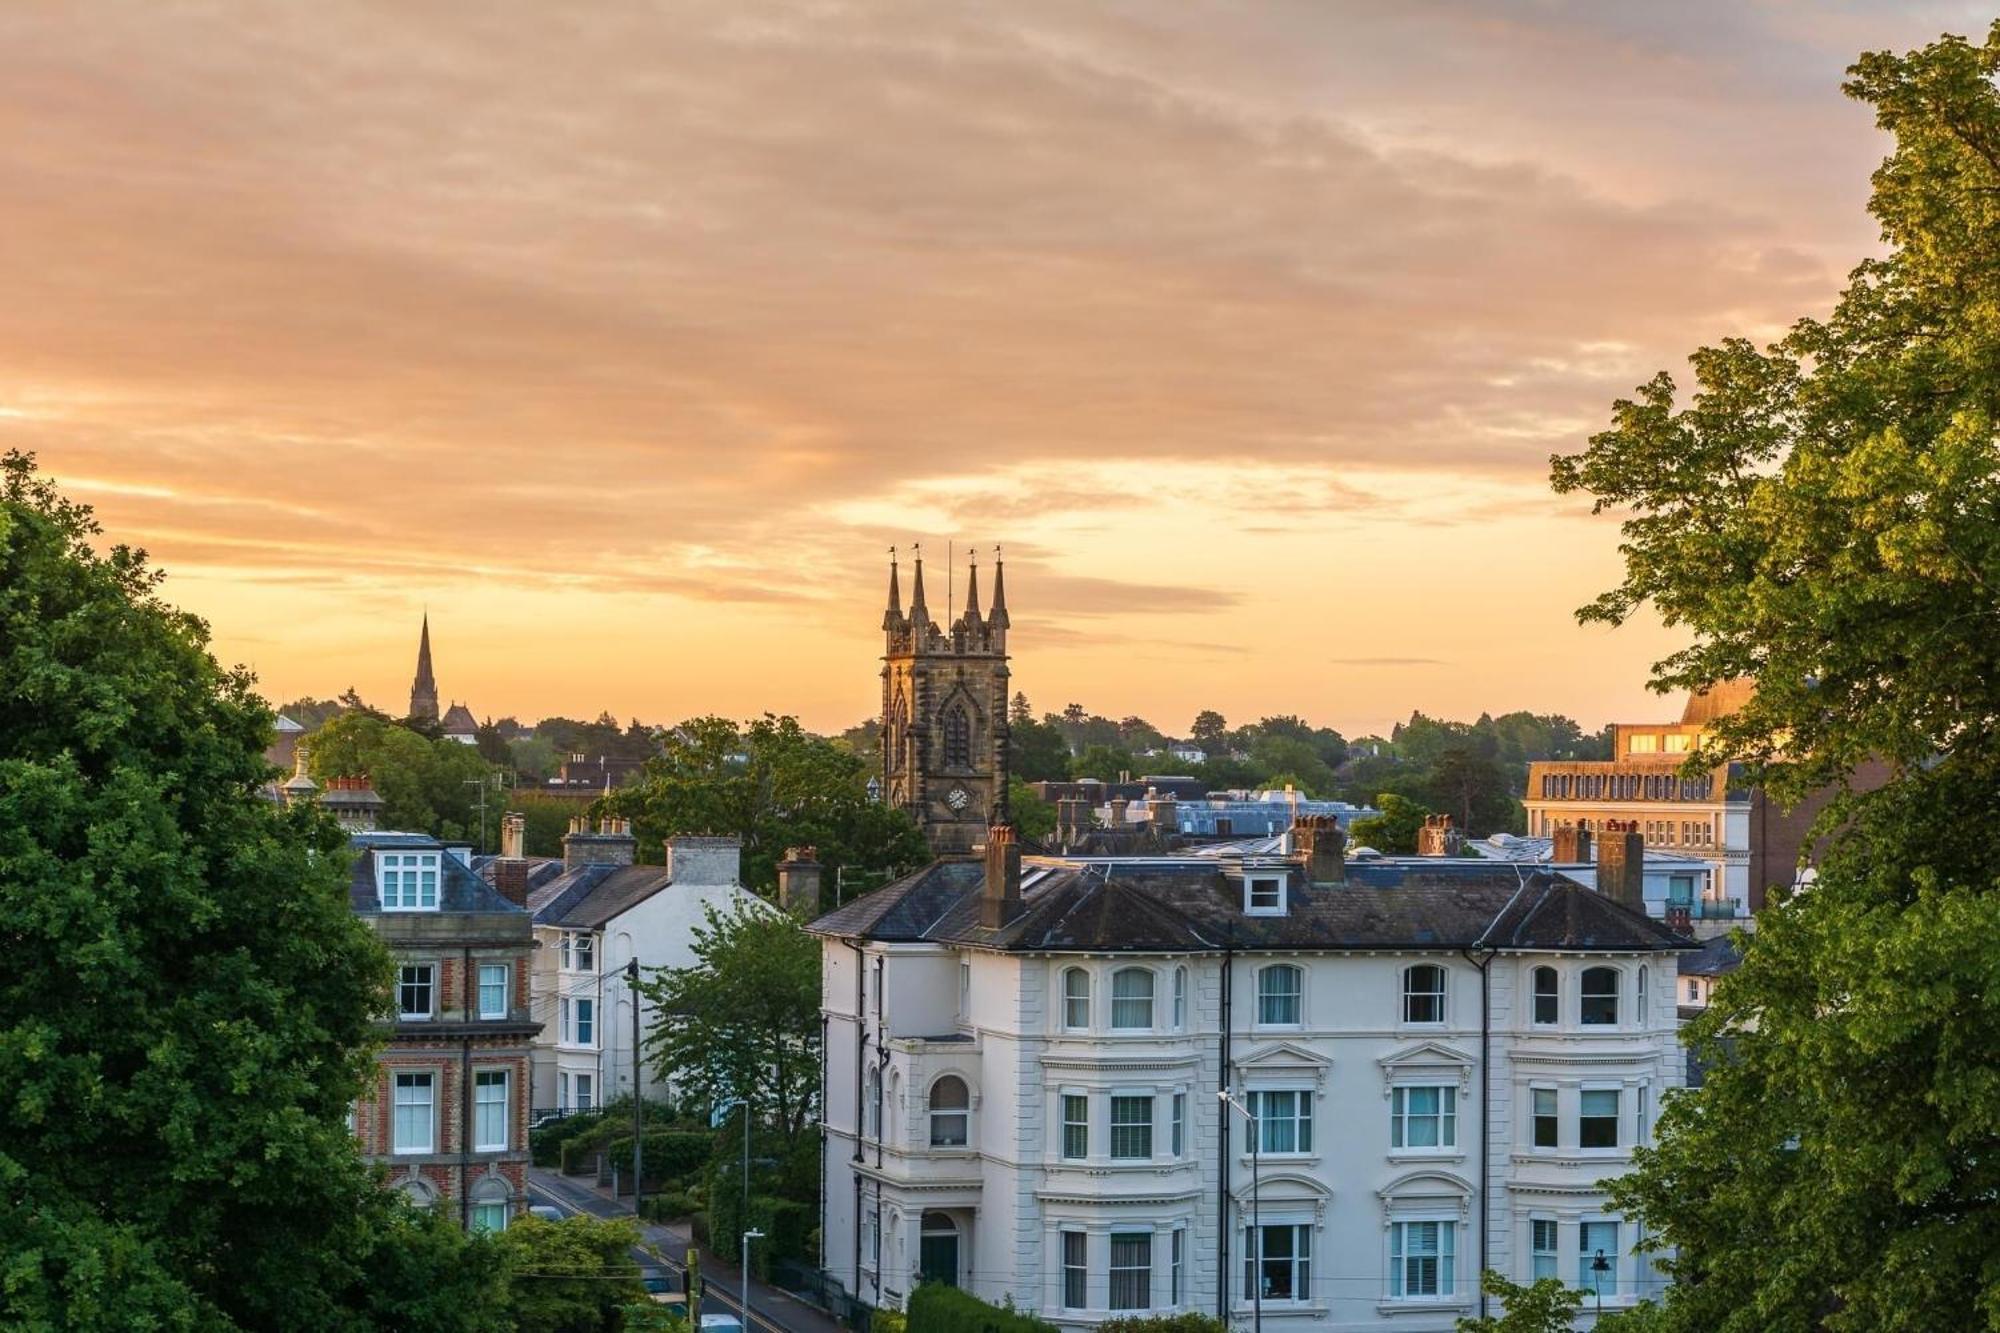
[888,693,907,773]
[943,705,972,770]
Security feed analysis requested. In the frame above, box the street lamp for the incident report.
[1591,1248,1611,1319]
[742,1227,765,1328]
[1218,1089,1262,1333]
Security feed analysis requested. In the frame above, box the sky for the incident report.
[3,1,1985,738]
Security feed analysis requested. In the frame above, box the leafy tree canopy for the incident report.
[1456,1270,1584,1333]
[1349,791,1433,854]
[496,1213,644,1333]
[307,709,503,847]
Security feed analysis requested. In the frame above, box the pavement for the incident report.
[526,1166,847,1333]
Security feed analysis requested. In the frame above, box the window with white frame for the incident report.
[559,934,570,970]
[1637,965,1648,1027]
[1402,964,1446,1024]
[398,964,434,1020]
[378,852,440,910]
[474,1069,509,1151]
[574,1073,592,1110]
[478,964,508,1019]
[1531,966,1558,1025]
[1579,1088,1621,1148]
[392,1072,434,1154]
[1173,967,1187,1029]
[471,1199,508,1233]
[1389,1219,1455,1299]
[1063,968,1091,1030]
[1249,1088,1312,1154]
[1579,1220,1619,1297]
[959,961,971,1018]
[1172,1228,1186,1305]
[570,932,594,972]
[1686,978,1699,1002]
[1531,1087,1559,1148]
[1061,1094,1088,1159]
[864,1066,881,1140]
[1172,1092,1187,1156]
[1531,1218,1558,1280]
[1580,967,1619,1025]
[1110,1094,1153,1159]
[1109,1232,1152,1310]
[1391,1086,1457,1150]
[1247,1223,1311,1302]
[1257,964,1302,1026]
[568,997,595,1045]
[1245,875,1285,915]
[928,1076,970,1147]
[1111,968,1154,1030]
[1637,1085,1650,1145]
[1061,1230,1087,1309]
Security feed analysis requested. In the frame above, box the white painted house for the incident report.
[810,820,1689,1331]
[494,818,767,1114]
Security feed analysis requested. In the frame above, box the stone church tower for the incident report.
[880,548,1011,854]
[409,613,440,724]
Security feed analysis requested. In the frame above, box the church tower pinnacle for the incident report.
[409,614,440,724]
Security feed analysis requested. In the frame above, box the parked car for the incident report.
[698,1314,745,1333]
[526,1204,565,1222]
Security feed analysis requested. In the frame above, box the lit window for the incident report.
[1664,732,1692,753]
[1247,1223,1311,1302]
[478,964,508,1019]
[1110,1095,1153,1159]
[1110,968,1154,1030]
[1391,1086,1457,1150]
[1531,1219,1558,1280]
[1531,967,1558,1025]
[1532,1087,1559,1148]
[474,1070,509,1151]
[1627,733,1659,754]
[1579,1221,1619,1297]
[1580,968,1619,1025]
[1109,1232,1152,1311]
[928,1076,970,1147]
[377,852,440,910]
[1245,876,1284,915]
[1249,1088,1312,1154]
[1063,969,1091,1030]
[1061,1094,1088,1159]
[398,964,434,1020]
[1258,965,1302,1026]
[1390,1220,1455,1298]
[1403,965,1446,1024]
[1579,1089,1620,1148]
[1061,1231,1087,1309]
[392,1072,434,1154]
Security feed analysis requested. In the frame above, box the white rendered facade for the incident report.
[820,898,1681,1329]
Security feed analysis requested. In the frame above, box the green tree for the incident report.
[1555,26,2000,1331]
[275,694,347,731]
[1189,709,1229,750]
[1069,742,1139,782]
[1242,734,1337,796]
[1349,792,1432,854]
[1420,745,1519,837]
[1008,777,1058,840]
[1010,712,1073,782]
[511,791,585,857]
[508,732,561,782]
[0,452,498,1328]
[307,710,501,844]
[639,900,820,1147]
[497,1213,644,1332]
[1455,1270,1583,1333]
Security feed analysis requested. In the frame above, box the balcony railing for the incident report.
[1695,897,1742,919]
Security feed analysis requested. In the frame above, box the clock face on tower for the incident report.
[945,785,972,812]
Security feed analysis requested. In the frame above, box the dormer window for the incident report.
[1245,875,1286,916]
[378,852,440,911]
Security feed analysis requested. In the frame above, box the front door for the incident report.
[919,1211,959,1287]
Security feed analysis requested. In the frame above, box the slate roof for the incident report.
[810,855,1693,955]
[526,862,676,931]
[1679,933,1744,977]
[348,832,526,915]
[440,703,479,736]
[473,854,568,898]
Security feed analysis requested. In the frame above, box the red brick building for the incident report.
[348,831,541,1231]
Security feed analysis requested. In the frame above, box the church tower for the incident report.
[409,614,440,724]
[881,547,1011,854]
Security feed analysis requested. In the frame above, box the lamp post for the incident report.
[1218,1089,1261,1333]
[742,1227,764,1328]
[1591,1248,1611,1320]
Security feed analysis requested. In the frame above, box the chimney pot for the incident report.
[980,825,1023,928]
[1291,814,1346,885]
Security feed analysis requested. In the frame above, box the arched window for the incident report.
[1580,967,1619,1025]
[469,1176,511,1234]
[1637,966,1648,1028]
[1402,965,1446,1024]
[864,1065,881,1139]
[1062,968,1091,1030]
[1258,964,1303,1026]
[887,692,908,774]
[943,705,972,769]
[1173,967,1188,1029]
[1531,966,1559,1025]
[920,1211,961,1287]
[1110,968,1155,1030]
[928,1076,970,1147]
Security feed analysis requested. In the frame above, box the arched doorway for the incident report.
[919,1211,959,1288]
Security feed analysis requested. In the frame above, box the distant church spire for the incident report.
[962,550,982,622]
[909,544,929,620]
[409,613,440,724]
[988,545,1009,628]
[882,547,903,630]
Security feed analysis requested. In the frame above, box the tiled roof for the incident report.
[1679,933,1744,977]
[810,855,1692,955]
[526,862,676,930]
[348,832,526,915]
[440,703,479,734]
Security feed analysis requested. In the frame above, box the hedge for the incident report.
[1098,1317,1227,1333]
[602,1130,712,1187]
[905,1284,1058,1332]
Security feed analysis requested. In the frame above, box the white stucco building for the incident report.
[810,819,1689,1331]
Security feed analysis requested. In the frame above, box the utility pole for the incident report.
[742,1228,764,1329]
[628,958,643,1209]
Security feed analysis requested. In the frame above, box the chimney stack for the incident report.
[1291,814,1346,885]
[663,834,742,886]
[1551,824,1592,864]
[1108,796,1130,827]
[1416,813,1462,857]
[1597,819,1646,913]
[499,811,527,860]
[980,824,1023,929]
[777,846,823,916]
[1151,791,1179,833]
[562,815,637,870]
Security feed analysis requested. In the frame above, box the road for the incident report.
[527,1168,842,1333]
